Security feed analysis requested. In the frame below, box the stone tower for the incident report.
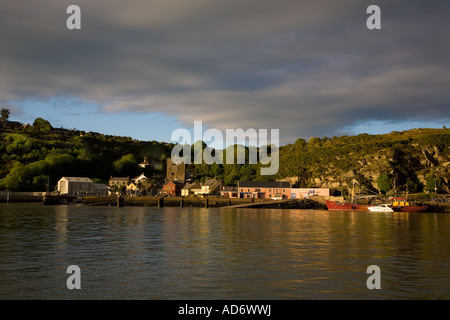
[166,158,186,183]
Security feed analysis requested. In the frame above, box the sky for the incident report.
[1,0,449,146]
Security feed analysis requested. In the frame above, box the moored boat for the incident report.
[326,198,428,212]
[389,197,428,212]
[326,181,373,211]
[326,201,428,212]
[368,204,394,212]
[325,181,428,212]
[325,200,370,211]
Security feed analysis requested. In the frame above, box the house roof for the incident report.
[60,177,93,183]
[221,186,237,192]
[132,173,148,180]
[182,183,201,190]
[109,176,130,181]
[203,179,221,186]
[165,180,185,186]
[238,181,290,188]
[93,183,109,191]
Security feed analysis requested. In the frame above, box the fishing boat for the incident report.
[368,204,394,212]
[325,181,428,212]
[325,201,370,211]
[389,197,427,212]
[326,181,373,211]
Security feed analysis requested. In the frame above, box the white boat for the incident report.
[368,204,394,212]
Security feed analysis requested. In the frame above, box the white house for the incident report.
[181,183,201,197]
[132,173,148,184]
[57,177,94,195]
[181,179,222,197]
[201,179,222,195]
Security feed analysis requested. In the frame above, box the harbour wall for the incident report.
[0,191,45,203]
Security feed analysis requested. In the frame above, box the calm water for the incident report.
[0,203,449,300]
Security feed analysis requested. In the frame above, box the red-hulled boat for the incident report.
[325,200,370,211]
[391,205,428,212]
[389,197,428,212]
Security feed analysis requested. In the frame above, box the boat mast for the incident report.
[351,180,355,204]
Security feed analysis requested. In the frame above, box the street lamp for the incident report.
[434,176,437,195]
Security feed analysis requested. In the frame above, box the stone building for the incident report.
[166,158,186,183]
[57,177,94,195]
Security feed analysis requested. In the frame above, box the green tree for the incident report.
[33,118,52,133]
[405,175,423,193]
[113,154,138,176]
[377,173,392,194]
[240,164,257,181]
[223,165,240,186]
[390,146,423,192]
[210,162,223,178]
[0,162,27,190]
[1,108,10,121]
[308,137,321,145]
[294,138,307,147]
[425,174,443,194]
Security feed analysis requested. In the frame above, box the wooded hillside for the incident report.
[1,117,449,194]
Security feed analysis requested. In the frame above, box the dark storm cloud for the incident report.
[1,0,449,144]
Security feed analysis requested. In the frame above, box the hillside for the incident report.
[1,118,449,194]
[0,119,172,191]
[277,128,450,194]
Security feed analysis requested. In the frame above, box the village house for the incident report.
[180,179,222,197]
[181,182,201,197]
[237,181,291,199]
[201,179,222,195]
[139,157,161,169]
[109,176,131,188]
[290,188,330,199]
[57,177,94,195]
[132,173,148,184]
[126,182,140,196]
[220,186,238,198]
[162,180,185,197]
[139,158,150,168]
[93,183,109,196]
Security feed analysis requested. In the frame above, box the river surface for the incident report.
[0,203,449,299]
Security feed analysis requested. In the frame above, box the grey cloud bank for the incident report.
[1,0,449,144]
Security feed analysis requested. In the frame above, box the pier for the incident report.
[81,196,324,209]
[223,199,290,208]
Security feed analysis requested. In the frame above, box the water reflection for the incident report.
[0,204,449,299]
